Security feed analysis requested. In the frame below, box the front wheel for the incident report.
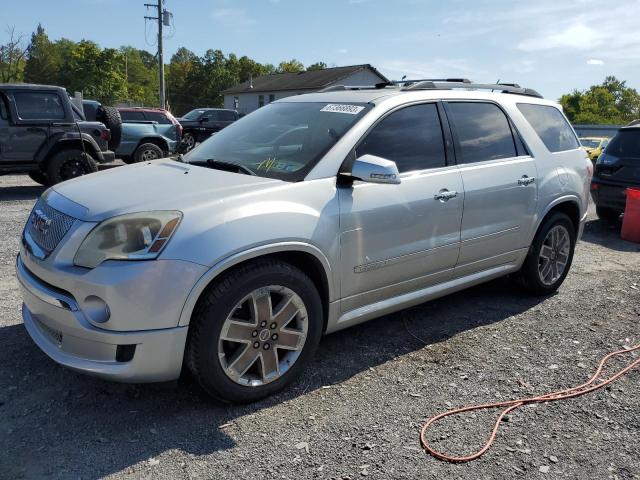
[28,170,50,186]
[187,259,323,403]
[518,212,576,296]
[46,149,98,185]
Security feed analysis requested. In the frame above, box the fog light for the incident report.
[116,344,136,362]
[83,296,110,324]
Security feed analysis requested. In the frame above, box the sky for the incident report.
[4,0,640,100]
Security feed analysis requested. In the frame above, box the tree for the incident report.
[277,59,304,73]
[306,61,327,71]
[560,76,640,124]
[24,24,58,84]
[0,26,27,83]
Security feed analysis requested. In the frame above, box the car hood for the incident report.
[51,159,282,222]
[176,119,198,126]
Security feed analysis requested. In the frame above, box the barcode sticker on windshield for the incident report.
[320,104,365,115]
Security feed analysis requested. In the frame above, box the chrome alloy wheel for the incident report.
[141,148,160,161]
[537,225,571,285]
[218,285,308,386]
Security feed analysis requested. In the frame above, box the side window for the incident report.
[258,95,265,108]
[119,110,146,122]
[269,94,275,103]
[13,91,66,120]
[145,111,171,124]
[516,103,580,153]
[0,96,9,124]
[447,102,517,163]
[356,103,446,173]
[218,110,236,121]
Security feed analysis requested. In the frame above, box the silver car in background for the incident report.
[16,80,592,403]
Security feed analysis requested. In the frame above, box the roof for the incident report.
[222,64,388,95]
[0,83,66,92]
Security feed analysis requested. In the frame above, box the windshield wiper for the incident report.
[191,158,256,176]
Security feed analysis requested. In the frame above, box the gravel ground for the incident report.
[0,173,638,480]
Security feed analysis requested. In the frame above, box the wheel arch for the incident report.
[178,242,333,332]
[40,139,99,166]
[532,196,582,243]
[135,136,169,154]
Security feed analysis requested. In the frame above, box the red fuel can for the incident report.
[621,188,640,243]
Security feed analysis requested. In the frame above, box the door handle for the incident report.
[434,189,458,202]
[518,175,535,186]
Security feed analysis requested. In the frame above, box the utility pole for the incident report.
[145,0,170,109]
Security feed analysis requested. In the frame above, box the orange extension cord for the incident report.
[420,343,640,463]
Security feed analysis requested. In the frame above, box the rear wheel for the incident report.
[182,132,196,151]
[46,149,98,185]
[519,212,576,296]
[596,206,621,224]
[187,259,323,403]
[133,143,164,163]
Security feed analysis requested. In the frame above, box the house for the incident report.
[222,64,389,115]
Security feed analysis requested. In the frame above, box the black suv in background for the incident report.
[591,124,640,221]
[0,84,119,185]
[176,108,238,150]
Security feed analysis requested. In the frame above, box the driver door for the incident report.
[338,102,464,314]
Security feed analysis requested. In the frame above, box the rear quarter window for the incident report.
[517,103,579,153]
[145,111,172,124]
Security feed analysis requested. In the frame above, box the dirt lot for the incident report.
[0,174,638,480]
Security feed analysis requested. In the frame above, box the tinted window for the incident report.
[145,111,171,124]
[517,103,579,152]
[605,130,640,158]
[447,102,517,163]
[182,109,206,120]
[0,97,8,123]
[218,110,236,121]
[356,103,446,173]
[119,110,146,122]
[13,92,65,120]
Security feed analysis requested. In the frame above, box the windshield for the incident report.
[580,138,601,148]
[184,102,371,181]
[606,130,640,158]
[182,109,207,120]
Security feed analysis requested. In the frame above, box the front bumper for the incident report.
[16,254,194,383]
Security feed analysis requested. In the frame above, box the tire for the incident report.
[596,206,621,224]
[133,143,164,163]
[518,212,576,296]
[182,132,196,151]
[96,106,122,150]
[187,259,323,403]
[28,170,50,186]
[45,149,98,185]
[121,155,135,165]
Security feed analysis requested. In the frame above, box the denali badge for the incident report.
[31,209,52,235]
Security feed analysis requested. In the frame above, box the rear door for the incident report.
[339,102,464,313]
[444,101,537,277]
[5,90,64,162]
[0,94,9,162]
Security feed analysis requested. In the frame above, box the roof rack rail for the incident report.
[401,80,543,99]
[391,78,472,85]
[319,82,391,92]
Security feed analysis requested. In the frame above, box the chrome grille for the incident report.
[26,198,76,255]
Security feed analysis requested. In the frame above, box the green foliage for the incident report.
[8,24,326,114]
[276,59,305,73]
[306,62,327,71]
[560,76,640,125]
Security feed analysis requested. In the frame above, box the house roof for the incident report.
[222,64,389,95]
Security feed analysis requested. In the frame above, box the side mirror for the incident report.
[350,154,401,185]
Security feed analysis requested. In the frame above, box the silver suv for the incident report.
[17,80,592,403]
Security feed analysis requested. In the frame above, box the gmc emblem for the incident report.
[31,209,52,235]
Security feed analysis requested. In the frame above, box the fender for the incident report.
[177,241,333,327]
[529,194,582,244]
[36,135,103,163]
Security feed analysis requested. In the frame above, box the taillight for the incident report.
[591,182,598,190]
[177,124,183,137]
[100,129,111,141]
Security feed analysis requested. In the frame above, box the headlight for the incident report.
[74,211,182,268]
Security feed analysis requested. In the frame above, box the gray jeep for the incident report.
[0,84,119,185]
